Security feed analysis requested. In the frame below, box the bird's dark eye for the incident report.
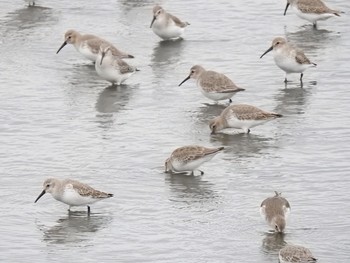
[68,36,71,39]
[46,184,50,187]
[191,70,195,74]
[276,42,280,45]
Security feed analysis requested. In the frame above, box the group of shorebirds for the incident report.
[31,0,344,262]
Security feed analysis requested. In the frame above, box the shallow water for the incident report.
[0,0,350,262]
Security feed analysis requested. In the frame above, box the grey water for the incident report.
[0,0,349,262]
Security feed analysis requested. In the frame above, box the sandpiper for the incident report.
[260,37,316,83]
[209,104,282,134]
[150,5,190,40]
[165,145,224,175]
[34,178,113,214]
[95,44,138,85]
[178,65,245,103]
[284,0,341,27]
[279,244,317,262]
[260,191,291,233]
[56,30,134,62]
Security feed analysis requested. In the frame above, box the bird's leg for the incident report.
[300,73,304,82]
[68,206,71,212]
[243,128,250,134]
[313,22,317,29]
[87,206,91,215]
[284,77,288,83]
[190,171,194,176]
[229,99,232,103]
[198,169,204,175]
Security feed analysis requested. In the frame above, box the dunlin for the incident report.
[209,104,282,134]
[165,145,224,175]
[178,65,245,103]
[35,178,113,214]
[260,37,316,83]
[260,191,291,233]
[284,0,341,27]
[279,244,317,262]
[150,5,190,40]
[56,29,134,62]
[95,44,138,85]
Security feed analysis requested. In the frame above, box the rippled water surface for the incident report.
[1,0,350,262]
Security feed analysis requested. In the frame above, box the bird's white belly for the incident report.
[171,155,214,172]
[59,188,97,206]
[78,44,97,62]
[273,53,308,73]
[227,117,267,130]
[95,61,133,85]
[293,5,334,23]
[200,88,233,101]
[152,22,184,40]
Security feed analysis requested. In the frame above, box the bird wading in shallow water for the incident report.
[178,65,245,103]
[34,178,113,214]
[95,44,138,85]
[165,145,224,175]
[284,0,342,28]
[209,104,282,134]
[56,29,134,62]
[279,244,317,263]
[260,191,291,233]
[150,5,190,40]
[260,37,316,84]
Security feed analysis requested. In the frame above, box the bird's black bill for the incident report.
[178,75,190,86]
[56,41,67,54]
[150,17,156,28]
[260,46,273,59]
[34,189,46,203]
[284,3,290,15]
[100,52,105,65]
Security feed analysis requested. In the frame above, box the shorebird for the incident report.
[284,0,342,28]
[260,191,291,233]
[56,29,134,62]
[209,104,282,134]
[34,178,113,214]
[179,65,245,103]
[165,145,224,175]
[95,44,138,85]
[260,37,316,83]
[279,244,317,262]
[150,5,190,40]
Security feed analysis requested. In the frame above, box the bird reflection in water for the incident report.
[261,232,287,258]
[152,39,185,65]
[274,81,314,116]
[38,211,112,245]
[95,84,135,131]
[210,132,277,158]
[2,6,56,33]
[165,173,217,205]
[285,24,340,51]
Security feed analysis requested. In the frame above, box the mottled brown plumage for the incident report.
[279,244,317,263]
[165,145,224,174]
[260,191,291,232]
[56,30,134,60]
[209,104,282,134]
